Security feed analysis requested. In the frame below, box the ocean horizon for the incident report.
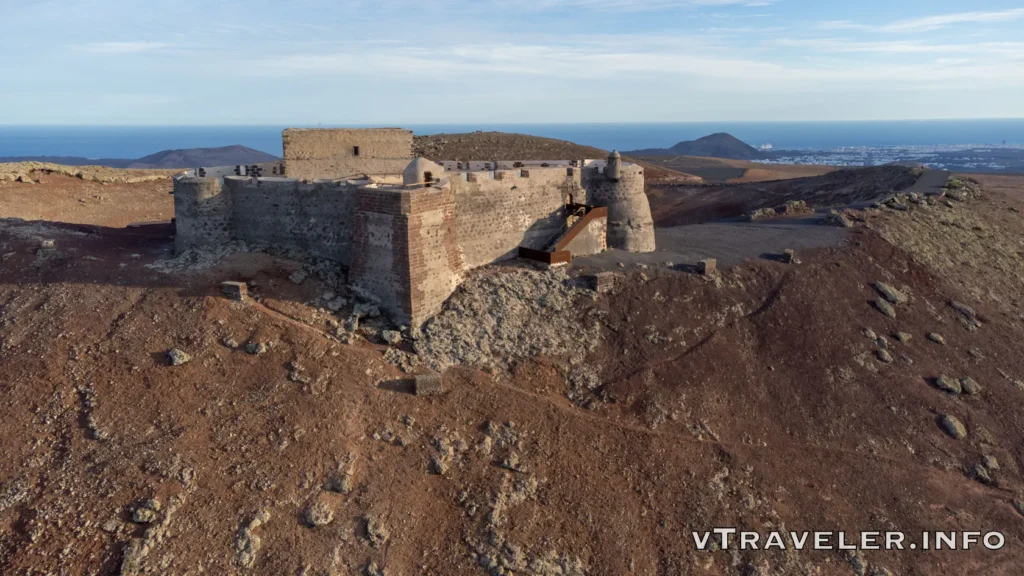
[2,119,1024,159]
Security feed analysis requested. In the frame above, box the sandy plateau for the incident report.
[1,148,1024,575]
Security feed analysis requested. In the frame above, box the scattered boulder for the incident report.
[950,301,977,320]
[16,174,35,184]
[382,330,403,346]
[745,207,776,221]
[874,299,896,319]
[778,200,812,216]
[363,515,390,548]
[933,375,962,394]
[289,270,308,285]
[235,509,271,569]
[343,314,360,333]
[824,209,854,228]
[1014,500,1024,518]
[325,470,354,495]
[972,463,995,486]
[960,377,981,395]
[354,301,382,319]
[40,239,56,250]
[245,341,269,356]
[303,498,334,527]
[877,349,893,364]
[873,282,907,305]
[781,249,797,264]
[222,337,240,349]
[326,297,347,312]
[132,507,158,524]
[894,332,912,344]
[166,348,192,366]
[983,455,1000,471]
[927,333,946,345]
[430,455,449,475]
[938,414,967,440]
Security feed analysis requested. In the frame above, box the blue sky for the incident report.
[2,0,1023,124]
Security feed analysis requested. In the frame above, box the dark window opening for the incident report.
[424,171,433,183]
[353,146,360,156]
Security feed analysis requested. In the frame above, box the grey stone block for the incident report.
[221,281,248,301]
[414,371,444,396]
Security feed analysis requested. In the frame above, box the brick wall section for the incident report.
[173,175,233,253]
[283,128,414,180]
[451,166,581,267]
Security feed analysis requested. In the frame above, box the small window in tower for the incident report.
[424,171,433,183]
[353,146,360,156]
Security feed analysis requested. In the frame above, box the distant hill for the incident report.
[125,145,279,169]
[0,145,279,169]
[626,133,767,160]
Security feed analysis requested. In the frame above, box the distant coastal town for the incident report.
[757,143,1024,172]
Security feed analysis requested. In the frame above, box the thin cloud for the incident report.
[819,8,1024,34]
[79,41,171,54]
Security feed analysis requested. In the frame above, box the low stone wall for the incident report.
[227,177,357,264]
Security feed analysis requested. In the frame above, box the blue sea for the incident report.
[1,120,1023,159]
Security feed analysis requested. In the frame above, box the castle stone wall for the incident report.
[283,128,413,180]
[349,184,462,325]
[225,177,357,264]
[451,166,580,268]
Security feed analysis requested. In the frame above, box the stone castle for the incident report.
[173,128,655,325]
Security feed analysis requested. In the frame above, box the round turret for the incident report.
[581,162,655,253]
[403,157,444,186]
[606,150,621,180]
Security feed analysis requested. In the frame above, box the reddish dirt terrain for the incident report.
[0,174,174,228]
[628,154,836,184]
[648,165,922,227]
[1,169,1024,575]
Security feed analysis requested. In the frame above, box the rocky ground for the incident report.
[1,166,1024,575]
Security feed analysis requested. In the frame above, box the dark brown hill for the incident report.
[627,132,767,160]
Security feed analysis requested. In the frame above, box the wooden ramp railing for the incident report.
[518,205,607,265]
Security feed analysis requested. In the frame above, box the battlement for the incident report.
[173,128,655,325]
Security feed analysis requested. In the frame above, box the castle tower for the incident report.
[172,173,232,254]
[581,157,656,253]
